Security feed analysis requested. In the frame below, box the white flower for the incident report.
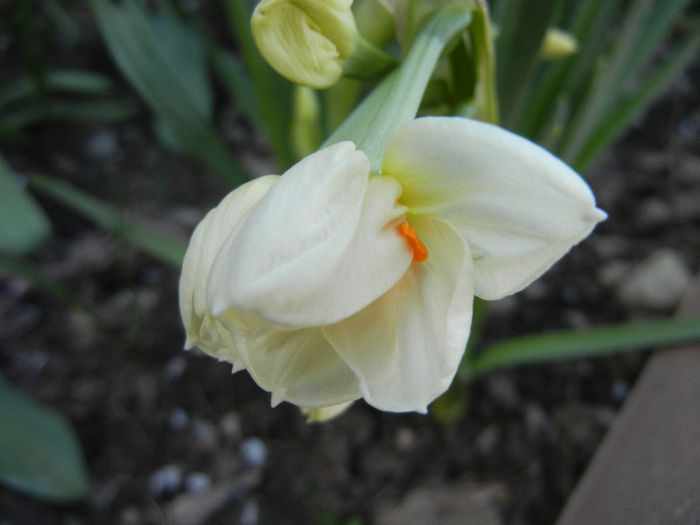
[179,116,606,417]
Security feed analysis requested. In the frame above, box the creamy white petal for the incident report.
[323,214,473,412]
[208,144,412,327]
[179,175,278,362]
[301,400,355,422]
[383,117,607,300]
[233,325,361,408]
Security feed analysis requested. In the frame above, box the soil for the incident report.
[1,5,699,525]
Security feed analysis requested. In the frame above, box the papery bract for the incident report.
[179,116,606,420]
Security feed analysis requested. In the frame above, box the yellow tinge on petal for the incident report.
[252,0,359,89]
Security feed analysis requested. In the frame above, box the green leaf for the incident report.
[0,99,137,136]
[93,0,248,186]
[223,0,294,169]
[466,317,700,379]
[0,374,90,502]
[0,154,51,255]
[574,30,700,171]
[493,0,560,127]
[29,174,186,267]
[0,70,114,107]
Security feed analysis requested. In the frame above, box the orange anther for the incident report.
[398,221,428,262]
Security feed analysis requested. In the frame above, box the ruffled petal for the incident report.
[208,144,412,327]
[383,117,607,300]
[233,325,361,408]
[179,175,278,364]
[323,214,473,412]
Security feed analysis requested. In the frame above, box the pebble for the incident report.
[240,437,267,469]
[168,408,189,430]
[239,499,260,525]
[184,472,211,493]
[164,356,187,381]
[192,420,218,451]
[610,379,629,402]
[148,465,182,497]
[219,411,242,442]
[85,129,119,159]
[616,249,692,310]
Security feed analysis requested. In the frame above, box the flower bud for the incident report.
[539,27,578,61]
[252,0,359,89]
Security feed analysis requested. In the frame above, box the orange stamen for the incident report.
[398,221,428,262]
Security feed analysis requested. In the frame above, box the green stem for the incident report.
[324,2,473,171]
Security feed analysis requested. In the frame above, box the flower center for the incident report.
[398,221,428,262]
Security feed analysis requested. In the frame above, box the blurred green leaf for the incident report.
[0,374,90,502]
[574,30,700,171]
[0,154,51,255]
[223,0,293,168]
[0,100,137,136]
[0,70,114,107]
[493,0,561,127]
[29,174,186,267]
[466,317,700,379]
[93,0,247,185]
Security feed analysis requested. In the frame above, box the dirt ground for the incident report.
[1,6,699,525]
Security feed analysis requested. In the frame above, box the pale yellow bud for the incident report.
[539,27,578,61]
[252,0,359,89]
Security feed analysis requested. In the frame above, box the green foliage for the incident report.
[0,374,90,501]
[465,317,700,379]
[492,0,700,171]
[29,173,187,267]
[0,69,136,138]
[0,154,50,255]
[93,0,248,186]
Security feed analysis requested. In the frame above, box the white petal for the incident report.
[301,400,354,422]
[233,325,361,408]
[179,175,278,361]
[323,214,473,412]
[383,117,607,299]
[207,143,412,327]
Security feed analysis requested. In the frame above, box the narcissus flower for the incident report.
[252,0,359,89]
[179,117,606,417]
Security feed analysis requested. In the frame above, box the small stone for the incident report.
[395,427,416,451]
[168,408,189,430]
[184,472,211,493]
[617,249,692,310]
[240,437,267,469]
[164,356,187,381]
[219,412,242,442]
[85,129,119,159]
[148,465,182,497]
[192,420,218,451]
[239,499,260,525]
[610,380,629,402]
